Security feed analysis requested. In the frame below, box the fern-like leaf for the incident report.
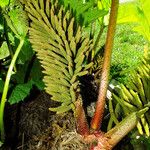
[108,54,150,136]
[25,0,93,113]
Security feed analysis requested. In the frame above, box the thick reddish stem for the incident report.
[75,98,90,136]
[84,131,112,150]
[91,0,119,130]
[84,113,138,150]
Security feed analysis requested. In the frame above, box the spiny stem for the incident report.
[0,39,24,142]
[105,112,138,148]
[75,97,90,136]
[105,107,149,148]
[91,0,119,130]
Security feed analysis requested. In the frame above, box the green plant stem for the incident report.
[4,18,17,72]
[91,0,119,130]
[0,39,24,142]
[105,112,138,148]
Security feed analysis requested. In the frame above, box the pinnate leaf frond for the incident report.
[25,0,93,113]
[109,54,150,136]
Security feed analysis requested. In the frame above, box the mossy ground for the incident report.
[2,91,132,150]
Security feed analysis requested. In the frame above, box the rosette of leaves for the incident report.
[24,0,93,114]
[108,53,150,136]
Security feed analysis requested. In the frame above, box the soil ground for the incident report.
[1,79,133,150]
[1,91,89,150]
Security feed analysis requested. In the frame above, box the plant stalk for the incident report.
[91,0,119,130]
[75,97,90,136]
[105,112,138,148]
[4,18,17,72]
[0,39,24,142]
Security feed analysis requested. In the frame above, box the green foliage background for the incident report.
[0,0,150,148]
[0,0,44,105]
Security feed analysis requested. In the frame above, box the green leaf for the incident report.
[30,59,44,90]
[97,0,111,10]
[25,0,93,114]
[59,0,107,26]
[117,0,150,41]
[5,1,28,38]
[117,1,138,24]
[8,80,33,104]
[0,15,4,31]
[17,38,33,64]
[97,0,111,25]
[0,0,9,8]
[133,1,150,41]
[0,78,4,93]
[33,80,44,90]
[49,104,72,114]
[83,8,108,25]
[11,63,28,84]
[8,32,15,45]
[0,42,10,60]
